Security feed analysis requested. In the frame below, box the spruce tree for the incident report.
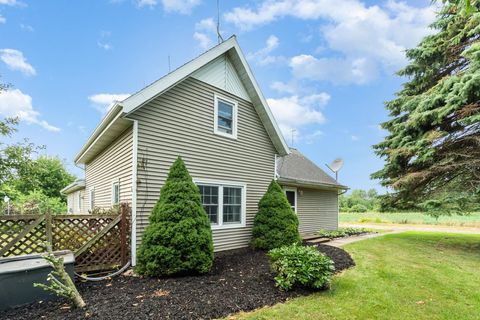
[251,180,301,250]
[136,156,214,276]
[372,1,480,212]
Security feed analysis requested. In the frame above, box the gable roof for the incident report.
[75,36,289,164]
[277,149,347,190]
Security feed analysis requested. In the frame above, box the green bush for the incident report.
[251,180,301,250]
[135,156,214,276]
[317,227,370,239]
[268,244,335,291]
[348,204,368,213]
[10,190,66,214]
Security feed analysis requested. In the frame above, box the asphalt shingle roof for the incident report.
[277,149,346,188]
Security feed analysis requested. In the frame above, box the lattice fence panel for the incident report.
[0,216,46,256]
[0,203,130,273]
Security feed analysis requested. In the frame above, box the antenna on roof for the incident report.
[216,0,224,43]
[290,129,296,146]
[326,158,344,181]
[168,55,171,73]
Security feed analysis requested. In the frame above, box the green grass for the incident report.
[233,232,480,320]
[340,211,480,227]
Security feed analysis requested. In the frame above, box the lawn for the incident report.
[232,232,480,320]
[340,211,480,228]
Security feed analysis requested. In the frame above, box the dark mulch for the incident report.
[1,245,354,320]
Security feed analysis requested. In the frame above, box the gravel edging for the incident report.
[1,245,354,320]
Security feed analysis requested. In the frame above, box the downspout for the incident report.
[130,119,139,266]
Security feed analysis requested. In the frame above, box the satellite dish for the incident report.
[326,158,344,181]
[329,158,344,172]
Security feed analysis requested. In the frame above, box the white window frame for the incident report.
[77,192,82,212]
[89,187,95,211]
[213,94,238,140]
[194,178,246,230]
[111,179,120,206]
[283,186,297,213]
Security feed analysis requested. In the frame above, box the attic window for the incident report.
[214,94,237,139]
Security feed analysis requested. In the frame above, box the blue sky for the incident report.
[0,0,437,192]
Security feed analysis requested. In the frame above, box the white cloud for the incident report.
[351,135,359,141]
[267,93,329,138]
[0,15,5,24]
[161,0,201,14]
[290,54,377,85]
[20,23,34,31]
[193,17,217,50]
[0,89,60,132]
[270,81,297,94]
[136,0,157,7]
[88,93,130,113]
[305,130,323,144]
[225,0,437,84]
[193,32,212,50]
[0,0,20,5]
[97,41,112,50]
[0,49,36,76]
[247,35,283,66]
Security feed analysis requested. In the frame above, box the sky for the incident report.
[0,0,439,192]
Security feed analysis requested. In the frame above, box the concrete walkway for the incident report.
[341,223,480,235]
[325,231,400,247]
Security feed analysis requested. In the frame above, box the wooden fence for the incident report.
[0,203,130,273]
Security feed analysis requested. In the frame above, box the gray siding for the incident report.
[84,127,133,210]
[128,77,277,251]
[296,188,338,233]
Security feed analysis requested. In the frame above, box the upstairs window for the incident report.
[214,94,237,139]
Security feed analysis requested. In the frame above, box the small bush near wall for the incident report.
[251,180,301,250]
[317,227,371,239]
[268,244,335,291]
[135,156,214,276]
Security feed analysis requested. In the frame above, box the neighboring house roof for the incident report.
[60,179,86,195]
[277,149,348,190]
[74,35,290,164]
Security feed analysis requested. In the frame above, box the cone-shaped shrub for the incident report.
[251,180,301,250]
[135,156,214,276]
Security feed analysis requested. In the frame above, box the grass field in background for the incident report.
[233,232,480,320]
[339,211,480,228]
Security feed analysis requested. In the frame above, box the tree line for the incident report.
[0,115,75,214]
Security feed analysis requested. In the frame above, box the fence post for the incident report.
[45,210,53,251]
[120,203,128,265]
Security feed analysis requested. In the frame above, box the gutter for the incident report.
[74,103,124,164]
[277,177,349,191]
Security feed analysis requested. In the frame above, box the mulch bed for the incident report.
[1,245,354,320]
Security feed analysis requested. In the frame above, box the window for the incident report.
[198,185,219,224]
[77,192,82,212]
[197,180,246,229]
[89,188,95,211]
[112,181,120,205]
[284,187,297,213]
[214,94,238,139]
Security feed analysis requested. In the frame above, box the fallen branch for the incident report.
[34,244,85,308]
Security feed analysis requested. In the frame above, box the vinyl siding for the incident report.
[296,188,338,233]
[84,127,133,210]
[67,190,85,214]
[128,77,277,251]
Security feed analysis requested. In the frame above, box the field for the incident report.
[340,211,480,228]
[233,232,480,320]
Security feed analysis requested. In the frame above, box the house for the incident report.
[61,179,86,214]
[64,36,347,265]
